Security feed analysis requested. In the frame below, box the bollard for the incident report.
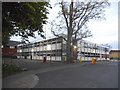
[80,57,82,62]
[94,58,96,64]
[43,57,46,63]
[92,58,95,64]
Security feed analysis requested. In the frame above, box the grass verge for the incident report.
[2,63,23,77]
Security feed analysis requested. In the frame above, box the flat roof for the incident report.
[110,50,120,52]
[6,40,21,46]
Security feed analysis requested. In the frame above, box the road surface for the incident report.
[35,61,118,88]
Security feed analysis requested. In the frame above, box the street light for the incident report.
[73,45,77,49]
[73,45,78,61]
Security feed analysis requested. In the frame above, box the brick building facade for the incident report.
[2,41,21,58]
[109,50,120,60]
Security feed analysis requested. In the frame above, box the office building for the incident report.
[17,36,110,61]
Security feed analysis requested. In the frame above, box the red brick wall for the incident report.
[2,47,17,57]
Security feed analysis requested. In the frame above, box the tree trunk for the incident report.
[66,0,74,63]
[66,31,72,62]
[73,38,77,60]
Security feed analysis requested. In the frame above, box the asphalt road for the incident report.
[35,61,118,88]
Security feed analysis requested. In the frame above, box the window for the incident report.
[10,46,15,49]
[1,45,3,48]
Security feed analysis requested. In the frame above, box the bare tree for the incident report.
[50,0,110,63]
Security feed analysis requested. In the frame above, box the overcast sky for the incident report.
[11,0,119,50]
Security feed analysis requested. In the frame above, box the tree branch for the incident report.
[60,1,69,30]
[51,21,67,42]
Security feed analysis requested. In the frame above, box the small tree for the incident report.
[51,0,110,63]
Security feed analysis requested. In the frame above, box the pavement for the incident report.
[2,58,119,88]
